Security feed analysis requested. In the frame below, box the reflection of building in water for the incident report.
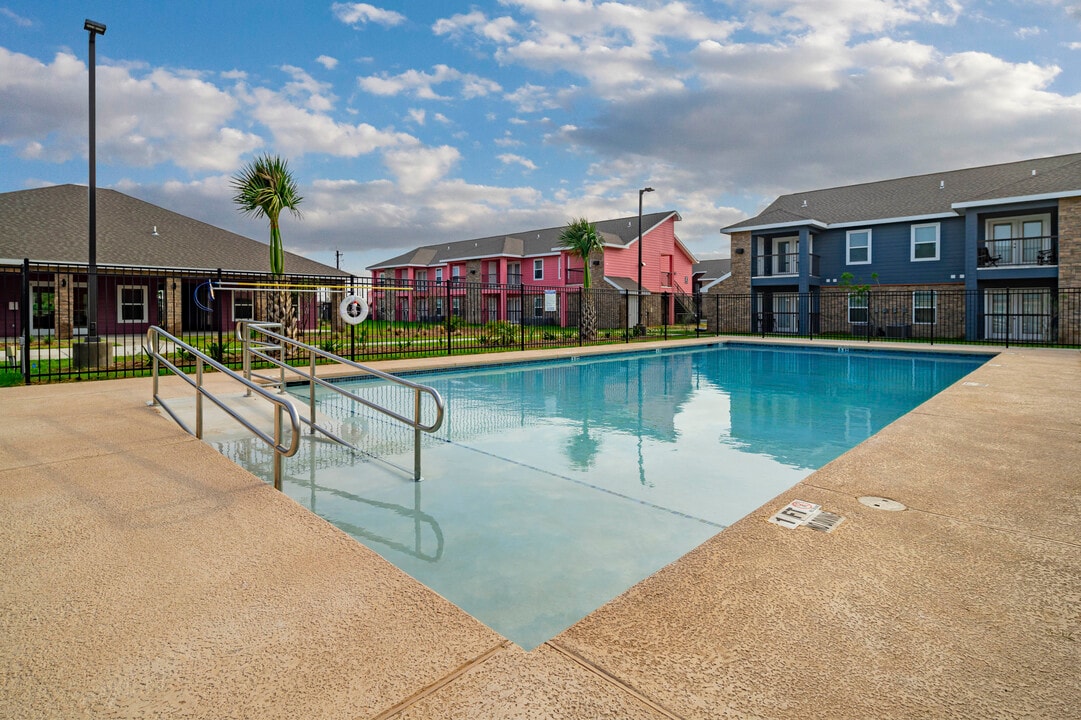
[313,353,698,456]
[700,346,970,468]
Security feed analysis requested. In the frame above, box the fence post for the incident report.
[215,268,224,362]
[20,258,31,385]
[519,282,525,352]
[445,279,452,356]
[349,275,356,361]
[578,287,583,347]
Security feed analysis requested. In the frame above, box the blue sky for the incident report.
[2,1,1081,276]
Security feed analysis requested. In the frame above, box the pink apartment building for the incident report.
[367,211,695,328]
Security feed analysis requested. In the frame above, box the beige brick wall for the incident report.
[728,231,751,292]
[1058,197,1081,289]
[820,284,966,340]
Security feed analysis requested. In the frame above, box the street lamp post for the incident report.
[636,186,654,335]
[85,19,106,350]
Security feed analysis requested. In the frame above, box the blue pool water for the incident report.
[214,343,987,649]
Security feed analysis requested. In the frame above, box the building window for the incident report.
[117,285,148,323]
[847,229,871,265]
[913,291,936,325]
[435,267,443,283]
[508,262,522,285]
[911,223,940,261]
[533,296,544,317]
[848,293,868,324]
[451,265,461,281]
[233,292,254,321]
[434,297,444,316]
[533,258,543,280]
[451,297,461,316]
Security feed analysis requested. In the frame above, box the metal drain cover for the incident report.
[858,496,906,511]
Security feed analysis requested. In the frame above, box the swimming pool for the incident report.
[213,343,988,649]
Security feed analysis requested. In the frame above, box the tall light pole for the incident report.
[636,186,654,335]
[85,19,106,346]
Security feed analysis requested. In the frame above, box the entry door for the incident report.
[774,293,799,333]
[774,238,795,275]
[984,288,1050,342]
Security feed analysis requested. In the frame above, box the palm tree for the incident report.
[231,154,303,337]
[559,217,603,341]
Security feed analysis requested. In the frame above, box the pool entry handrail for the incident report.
[235,320,445,482]
[145,326,301,491]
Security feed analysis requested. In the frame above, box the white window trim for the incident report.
[847,293,869,325]
[912,291,937,325]
[846,229,872,265]
[435,268,444,282]
[232,293,254,321]
[533,296,544,317]
[117,284,148,324]
[533,258,544,280]
[910,222,940,262]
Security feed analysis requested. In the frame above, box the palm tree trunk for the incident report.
[581,287,597,341]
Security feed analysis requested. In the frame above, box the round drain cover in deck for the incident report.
[858,496,906,511]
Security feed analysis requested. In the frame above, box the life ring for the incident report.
[339,294,369,325]
[194,280,215,312]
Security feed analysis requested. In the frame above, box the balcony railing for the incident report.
[979,236,1057,268]
[752,253,820,278]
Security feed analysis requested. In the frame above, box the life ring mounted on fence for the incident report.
[339,294,369,325]
[194,280,215,312]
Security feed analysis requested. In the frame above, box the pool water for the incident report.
[214,343,987,649]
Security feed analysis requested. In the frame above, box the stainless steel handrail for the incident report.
[145,326,301,491]
[236,321,445,481]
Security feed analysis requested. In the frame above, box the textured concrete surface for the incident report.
[1,341,1078,719]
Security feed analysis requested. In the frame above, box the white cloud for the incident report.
[358,64,501,100]
[498,153,537,170]
[331,3,406,27]
[433,10,518,43]
[246,85,415,157]
[381,144,461,193]
[0,48,260,171]
[1,8,33,27]
[280,65,336,112]
[316,55,339,70]
[407,108,426,124]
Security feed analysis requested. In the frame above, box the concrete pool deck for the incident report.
[1,339,1078,718]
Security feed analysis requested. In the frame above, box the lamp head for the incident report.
[642,186,654,194]
[84,19,107,35]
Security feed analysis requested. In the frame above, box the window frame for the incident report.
[846,229,872,265]
[533,258,544,280]
[847,293,869,325]
[117,284,148,324]
[533,296,544,317]
[912,290,937,325]
[435,267,444,283]
[232,292,254,321]
[910,222,940,262]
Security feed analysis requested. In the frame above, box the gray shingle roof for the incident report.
[0,184,344,276]
[693,258,731,280]
[369,211,680,270]
[723,152,1081,232]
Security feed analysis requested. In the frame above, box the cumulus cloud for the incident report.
[497,153,537,170]
[0,48,260,171]
[358,64,501,100]
[331,3,406,27]
[382,144,462,193]
[316,55,339,70]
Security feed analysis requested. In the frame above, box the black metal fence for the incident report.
[3,259,1079,385]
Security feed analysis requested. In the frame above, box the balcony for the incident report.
[978,236,1057,269]
[752,253,820,279]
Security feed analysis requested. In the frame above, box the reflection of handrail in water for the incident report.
[293,474,444,562]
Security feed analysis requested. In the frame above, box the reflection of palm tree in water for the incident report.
[566,418,601,471]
